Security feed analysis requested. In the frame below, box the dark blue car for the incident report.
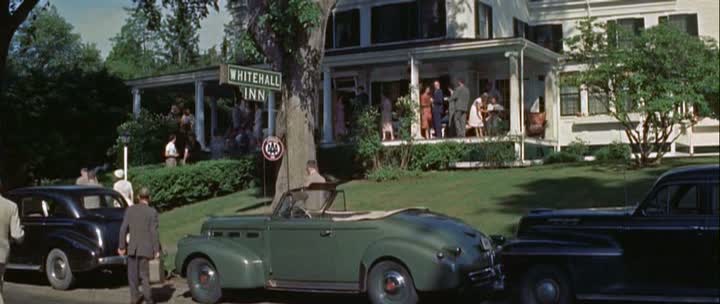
[5,185,128,290]
[501,165,720,304]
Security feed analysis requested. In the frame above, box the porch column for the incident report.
[544,66,559,141]
[688,104,695,155]
[194,80,206,148]
[210,96,218,138]
[322,67,333,143]
[132,88,141,118]
[506,52,521,136]
[410,56,422,139]
[268,92,276,136]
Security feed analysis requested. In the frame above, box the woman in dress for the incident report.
[420,87,433,139]
[334,95,347,139]
[381,94,394,141]
[468,93,487,138]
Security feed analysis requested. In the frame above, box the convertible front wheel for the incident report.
[186,257,222,304]
[368,261,419,304]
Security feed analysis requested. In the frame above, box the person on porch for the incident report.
[468,93,486,138]
[431,81,444,138]
[334,95,347,139]
[486,95,505,136]
[420,87,433,139]
[449,78,470,138]
[380,93,394,141]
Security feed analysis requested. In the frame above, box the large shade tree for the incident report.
[136,0,335,203]
[0,0,41,85]
[565,18,719,167]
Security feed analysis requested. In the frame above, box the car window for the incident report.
[644,186,668,216]
[20,196,70,218]
[82,194,125,209]
[668,184,701,215]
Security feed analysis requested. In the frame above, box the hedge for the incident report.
[128,158,256,211]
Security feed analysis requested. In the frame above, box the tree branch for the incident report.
[9,0,39,32]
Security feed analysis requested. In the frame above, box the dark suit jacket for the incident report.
[449,85,470,113]
[119,203,160,258]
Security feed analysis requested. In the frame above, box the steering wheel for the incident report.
[291,205,312,219]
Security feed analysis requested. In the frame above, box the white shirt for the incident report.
[113,180,134,206]
[165,142,178,158]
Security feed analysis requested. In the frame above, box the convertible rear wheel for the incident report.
[187,257,222,304]
[519,265,574,304]
[45,249,76,290]
[368,261,419,304]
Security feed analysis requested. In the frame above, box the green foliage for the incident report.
[544,151,582,164]
[105,8,163,79]
[411,142,469,171]
[108,111,179,167]
[476,141,517,167]
[259,0,322,55]
[354,105,383,170]
[129,158,256,211]
[565,17,720,166]
[9,5,102,75]
[594,141,632,163]
[366,166,421,182]
[564,138,589,157]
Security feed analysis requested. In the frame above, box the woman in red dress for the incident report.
[420,87,433,139]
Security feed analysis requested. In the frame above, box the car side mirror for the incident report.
[490,234,506,246]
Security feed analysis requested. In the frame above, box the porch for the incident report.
[319,37,562,160]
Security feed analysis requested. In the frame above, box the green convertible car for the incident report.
[175,184,501,304]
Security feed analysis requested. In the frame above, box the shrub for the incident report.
[354,105,383,170]
[544,151,582,164]
[565,138,589,158]
[129,158,256,211]
[108,110,179,166]
[366,166,421,182]
[594,141,631,163]
[479,141,517,167]
[410,142,469,171]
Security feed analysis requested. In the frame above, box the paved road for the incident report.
[3,271,505,304]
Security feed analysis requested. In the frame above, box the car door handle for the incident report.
[320,230,333,237]
[689,226,705,231]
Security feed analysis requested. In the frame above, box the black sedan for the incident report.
[4,185,128,290]
[501,165,720,304]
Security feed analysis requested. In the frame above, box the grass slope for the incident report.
[159,157,717,270]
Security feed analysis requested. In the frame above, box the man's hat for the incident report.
[114,169,125,179]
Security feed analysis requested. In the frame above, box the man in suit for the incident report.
[118,187,160,304]
[431,81,445,138]
[448,78,470,137]
[0,180,24,304]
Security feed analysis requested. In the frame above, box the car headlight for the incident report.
[480,236,493,251]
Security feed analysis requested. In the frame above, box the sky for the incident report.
[53,0,231,58]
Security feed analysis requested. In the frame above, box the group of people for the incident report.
[76,168,135,206]
[419,80,506,139]
[229,94,263,151]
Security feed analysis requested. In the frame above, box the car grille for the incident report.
[468,267,497,287]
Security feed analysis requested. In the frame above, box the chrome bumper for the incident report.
[98,255,127,265]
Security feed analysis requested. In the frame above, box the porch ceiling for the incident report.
[322,38,561,68]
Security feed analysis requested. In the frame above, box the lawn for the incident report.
[158,157,718,270]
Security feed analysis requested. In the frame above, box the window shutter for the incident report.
[488,5,494,39]
[687,14,699,36]
[607,20,618,48]
[552,24,563,52]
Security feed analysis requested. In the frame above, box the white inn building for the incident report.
[319,0,720,156]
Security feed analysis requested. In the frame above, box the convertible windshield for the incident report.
[276,189,334,218]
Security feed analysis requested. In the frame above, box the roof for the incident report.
[9,185,118,194]
[656,164,720,184]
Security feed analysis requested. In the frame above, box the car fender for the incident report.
[361,238,459,291]
[46,228,100,272]
[176,236,265,289]
[500,233,623,290]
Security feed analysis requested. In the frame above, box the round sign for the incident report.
[262,136,285,161]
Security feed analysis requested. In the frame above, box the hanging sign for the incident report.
[220,64,282,92]
[262,136,285,161]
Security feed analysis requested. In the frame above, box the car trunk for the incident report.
[85,208,125,257]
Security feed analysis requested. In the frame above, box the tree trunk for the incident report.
[0,28,11,88]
